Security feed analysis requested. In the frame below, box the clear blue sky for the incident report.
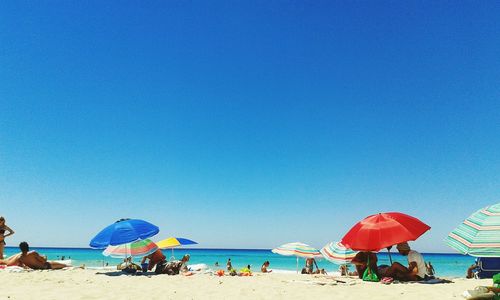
[1,1,499,252]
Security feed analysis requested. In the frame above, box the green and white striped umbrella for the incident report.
[446,203,500,257]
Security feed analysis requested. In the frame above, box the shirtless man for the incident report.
[141,249,166,272]
[16,242,68,270]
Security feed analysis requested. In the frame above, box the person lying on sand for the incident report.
[16,242,69,270]
[239,265,252,276]
[0,253,22,266]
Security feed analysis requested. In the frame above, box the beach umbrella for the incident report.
[320,242,357,265]
[156,237,198,259]
[446,203,500,257]
[89,218,160,249]
[103,238,158,258]
[321,242,357,277]
[341,212,430,264]
[272,242,323,273]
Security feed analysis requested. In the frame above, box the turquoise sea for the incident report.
[4,247,474,277]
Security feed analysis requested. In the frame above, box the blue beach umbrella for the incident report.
[90,218,160,249]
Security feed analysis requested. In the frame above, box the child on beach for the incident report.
[261,261,272,273]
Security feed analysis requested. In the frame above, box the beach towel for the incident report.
[0,266,31,273]
[417,278,453,284]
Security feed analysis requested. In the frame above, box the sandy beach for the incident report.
[0,269,490,299]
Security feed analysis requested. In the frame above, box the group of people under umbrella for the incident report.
[273,212,433,282]
[90,219,197,275]
[274,204,500,283]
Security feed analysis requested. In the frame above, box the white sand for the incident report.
[0,269,491,299]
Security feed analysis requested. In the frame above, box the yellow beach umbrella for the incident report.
[156,237,198,259]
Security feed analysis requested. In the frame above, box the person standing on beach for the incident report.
[0,216,15,259]
[226,258,232,271]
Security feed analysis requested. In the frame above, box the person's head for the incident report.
[264,261,270,266]
[0,216,5,225]
[396,242,411,255]
[19,241,29,253]
[228,258,231,262]
[182,254,190,262]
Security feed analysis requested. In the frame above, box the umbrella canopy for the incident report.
[272,242,322,273]
[156,237,198,249]
[272,242,322,258]
[103,239,158,258]
[320,242,358,265]
[90,218,160,249]
[341,212,431,251]
[446,203,500,257]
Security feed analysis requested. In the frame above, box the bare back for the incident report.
[20,251,48,269]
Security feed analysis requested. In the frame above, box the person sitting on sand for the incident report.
[302,257,320,274]
[339,265,358,276]
[141,249,166,272]
[261,261,272,273]
[16,242,69,270]
[466,259,479,279]
[351,251,380,279]
[117,257,141,272]
[384,242,427,281]
[160,254,191,275]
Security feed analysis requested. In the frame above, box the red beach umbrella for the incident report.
[341,212,430,263]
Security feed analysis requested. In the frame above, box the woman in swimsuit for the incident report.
[0,216,15,259]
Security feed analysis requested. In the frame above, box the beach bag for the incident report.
[362,257,379,282]
[462,286,495,300]
[493,273,500,300]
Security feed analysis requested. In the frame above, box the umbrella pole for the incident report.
[172,248,174,260]
[296,257,299,274]
[387,247,393,265]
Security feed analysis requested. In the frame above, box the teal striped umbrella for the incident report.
[446,203,500,257]
[272,242,322,273]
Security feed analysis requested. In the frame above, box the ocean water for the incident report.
[3,247,474,277]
